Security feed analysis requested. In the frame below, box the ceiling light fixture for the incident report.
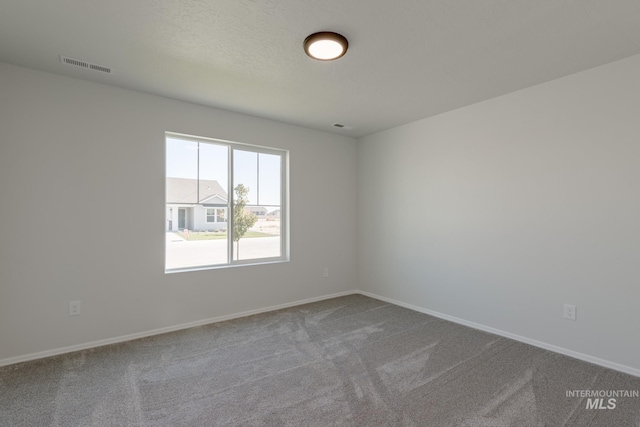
[304,32,348,61]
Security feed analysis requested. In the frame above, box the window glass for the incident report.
[165,134,286,272]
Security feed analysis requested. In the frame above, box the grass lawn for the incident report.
[177,230,275,241]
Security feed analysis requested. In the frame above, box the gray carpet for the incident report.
[1,294,639,426]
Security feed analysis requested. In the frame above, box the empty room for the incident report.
[1,1,639,426]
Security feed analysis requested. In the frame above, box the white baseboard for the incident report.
[3,289,639,378]
[0,290,358,368]
[356,290,640,378]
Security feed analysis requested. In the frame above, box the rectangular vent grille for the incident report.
[60,55,112,74]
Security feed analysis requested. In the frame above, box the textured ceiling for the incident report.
[2,0,640,137]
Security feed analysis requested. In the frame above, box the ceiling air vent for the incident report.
[60,55,112,74]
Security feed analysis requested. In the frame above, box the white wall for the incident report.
[0,62,357,363]
[358,54,640,374]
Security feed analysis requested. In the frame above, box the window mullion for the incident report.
[256,153,260,206]
[228,145,234,264]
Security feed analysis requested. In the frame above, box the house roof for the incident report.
[166,177,227,205]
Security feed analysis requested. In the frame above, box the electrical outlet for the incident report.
[563,304,576,321]
[69,300,81,316]
[323,267,329,278]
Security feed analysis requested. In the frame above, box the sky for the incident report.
[166,137,281,207]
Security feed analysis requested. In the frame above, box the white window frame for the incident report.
[165,132,289,273]
[206,208,216,223]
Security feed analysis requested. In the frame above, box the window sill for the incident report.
[164,258,289,274]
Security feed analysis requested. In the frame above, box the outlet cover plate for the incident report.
[563,304,576,321]
[69,300,81,316]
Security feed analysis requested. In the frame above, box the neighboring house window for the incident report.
[206,208,227,223]
[165,133,288,272]
[206,208,216,223]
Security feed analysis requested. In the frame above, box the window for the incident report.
[165,133,288,272]
[206,208,226,223]
[206,208,215,223]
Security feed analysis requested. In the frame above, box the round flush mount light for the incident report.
[304,32,349,61]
